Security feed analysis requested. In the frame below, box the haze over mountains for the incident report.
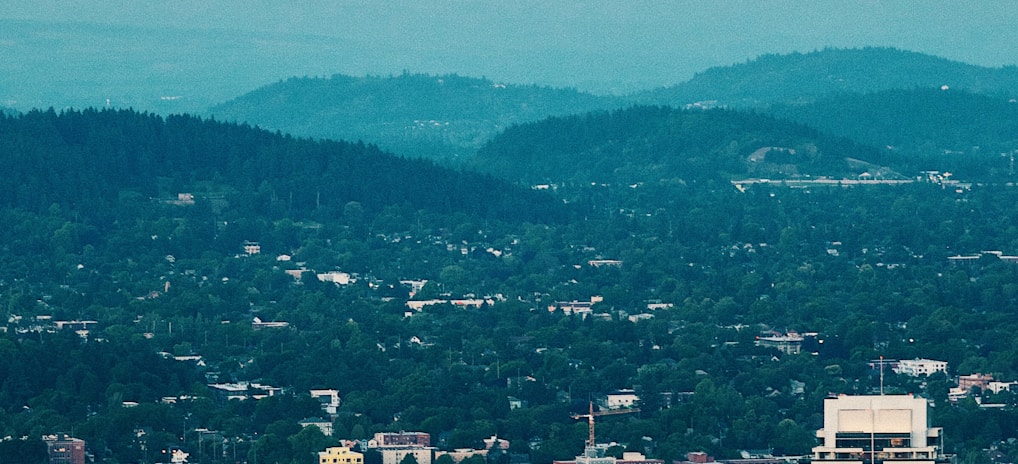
[5,2,1018,112]
[0,19,360,114]
[6,6,1018,174]
[7,16,1018,178]
[205,47,1018,178]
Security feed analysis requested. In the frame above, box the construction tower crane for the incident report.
[571,402,640,448]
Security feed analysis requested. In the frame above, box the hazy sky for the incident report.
[5,1,1018,95]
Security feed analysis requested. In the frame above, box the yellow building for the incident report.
[320,446,364,464]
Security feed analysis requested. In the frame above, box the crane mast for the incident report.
[570,402,640,448]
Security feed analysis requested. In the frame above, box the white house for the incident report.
[299,417,334,436]
[605,389,640,409]
[988,381,1018,394]
[310,389,341,415]
[317,271,353,285]
[894,358,948,377]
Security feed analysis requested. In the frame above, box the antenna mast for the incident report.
[880,355,884,395]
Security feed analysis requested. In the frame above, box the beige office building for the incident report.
[812,395,949,464]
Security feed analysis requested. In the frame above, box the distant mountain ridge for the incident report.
[205,48,1018,164]
[634,47,1018,108]
[208,73,623,160]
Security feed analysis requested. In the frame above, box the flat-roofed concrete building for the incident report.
[371,432,430,448]
[893,359,947,377]
[812,395,949,464]
[379,447,433,464]
[44,434,86,464]
[319,446,363,464]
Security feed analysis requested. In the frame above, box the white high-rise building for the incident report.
[812,395,949,464]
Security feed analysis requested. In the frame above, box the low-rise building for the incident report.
[958,373,993,393]
[207,381,284,401]
[378,447,433,464]
[372,432,431,448]
[252,317,290,329]
[317,271,353,285]
[320,446,364,464]
[300,417,334,436]
[243,241,261,255]
[553,447,615,464]
[484,435,510,451]
[894,358,948,377]
[370,432,434,464]
[987,381,1018,394]
[310,389,342,416]
[549,296,604,317]
[435,449,488,463]
[605,390,640,409]
[406,298,495,312]
[755,332,804,355]
[617,452,664,464]
[44,434,86,464]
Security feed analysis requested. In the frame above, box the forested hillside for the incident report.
[203,50,1018,171]
[0,108,562,222]
[469,106,885,185]
[209,73,622,160]
[767,88,1018,180]
[3,107,1018,464]
[634,47,1018,108]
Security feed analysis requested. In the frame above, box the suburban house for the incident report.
[252,317,290,329]
[605,389,640,409]
[243,241,261,255]
[754,332,804,355]
[310,389,342,416]
[958,373,993,393]
[549,296,604,316]
[988,381,1018,394]
[400,279,429,297]
[299,417,334,436]
[317,271,354,285]
[894,358,948,377]
[588,259,623,268]
[207,381,285,401]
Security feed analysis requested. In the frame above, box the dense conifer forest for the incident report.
[0,108,562,222]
